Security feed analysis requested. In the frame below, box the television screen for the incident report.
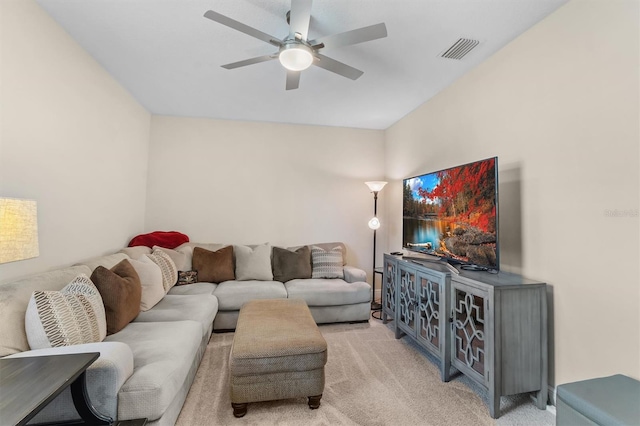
[403,157,499,270]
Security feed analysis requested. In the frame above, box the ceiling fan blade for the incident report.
[309,23,387,51]
[288,0,312,40]
[204,10,282,47]
[314,54,364,80]
[221,54,277,70]
[286,70,301,90]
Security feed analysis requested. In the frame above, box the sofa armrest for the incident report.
[6,342,133,422]
[343,265,367,283]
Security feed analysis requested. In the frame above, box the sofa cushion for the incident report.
[310,246,344,279]
[147,249,178,293]
[272,246,312,283]
[0,265,91,356]
[105,321,201,422]
[234,244,273,281]
[118,246,151,259]
[153,246,189,271]
[76,253,129,273]
[167,282,217,296]
[128,257,165,312]
[25,274,106,349]
[214,280,287,310]
[91,260,142,335]
[285,279,371,306]
[133,294,218,337]
[192,246,235,283]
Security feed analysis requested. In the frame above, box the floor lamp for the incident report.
[365,181,387,312]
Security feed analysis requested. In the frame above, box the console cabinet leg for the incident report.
[535,387,548,409]
[489,394,500,419]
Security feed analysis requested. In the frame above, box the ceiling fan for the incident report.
[203,0,387,90]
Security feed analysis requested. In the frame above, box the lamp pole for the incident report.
[371,190,380,310]
[365,180,386,313]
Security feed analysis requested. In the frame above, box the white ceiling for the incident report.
[36,0,567,130]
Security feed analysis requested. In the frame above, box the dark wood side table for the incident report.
[0,352,112,426]
[371,267,384,320]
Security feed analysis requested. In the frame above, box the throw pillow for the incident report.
[152,246,189,271]
[25,274,106,349]
[147,249,178,293]
[129,256,165,311]
[234,244,273,281]
[272,246,312,283]
[192,246,235,283]
[311,246,344,279]
[91,259,142,335]
[177,270,198,285]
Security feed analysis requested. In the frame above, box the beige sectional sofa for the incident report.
[0,241,370,425]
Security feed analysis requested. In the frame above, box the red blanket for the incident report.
[128,231,189,249]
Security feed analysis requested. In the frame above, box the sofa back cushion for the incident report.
[25,274,107,349]
[0,265,92,356]
[119,246,152,259]
[234,244,273,281]
[192,246,235,283]
[75,252,129,273]
[272,246,312,283]
[91,260,142,335]
[152,246,189,271]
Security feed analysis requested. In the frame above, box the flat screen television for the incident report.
[403,157,499,270]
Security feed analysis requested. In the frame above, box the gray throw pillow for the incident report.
[234,244,273,281]
[272,246,312,283]
[311,246,344,279]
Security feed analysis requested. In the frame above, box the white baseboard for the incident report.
[528,384,557,415]
[548,384,556,406]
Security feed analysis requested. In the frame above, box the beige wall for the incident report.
[2,0,638,391]
[384,0,639,387]
[146,116,385,277]
[0,0,151,282]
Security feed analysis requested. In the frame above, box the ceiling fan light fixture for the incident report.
[279,43,314,71]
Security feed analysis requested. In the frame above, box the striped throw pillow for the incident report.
[147,249,178,292]
[311,246,344,279]
[25,274,106,349]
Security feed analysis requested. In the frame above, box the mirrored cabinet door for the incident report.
[451,282,490,386]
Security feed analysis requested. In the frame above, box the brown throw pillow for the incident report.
[192,246,235,283]
[272,246,312,283]
[90,259,142,335]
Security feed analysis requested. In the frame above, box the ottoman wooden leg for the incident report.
[308,394,322,409]
[232,402,248,418]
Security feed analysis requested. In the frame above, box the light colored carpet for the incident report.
[176,320,554,425]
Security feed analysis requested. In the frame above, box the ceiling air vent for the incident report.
[440,38,480,60]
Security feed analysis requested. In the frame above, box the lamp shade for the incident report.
[0,198,39,264]
[365,181,388,192]
[368,217,381,230]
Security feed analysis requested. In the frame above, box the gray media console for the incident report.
[382,253,548,418]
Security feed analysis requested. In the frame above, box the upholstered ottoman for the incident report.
[556,374,640,425]
[229,298,328,418]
